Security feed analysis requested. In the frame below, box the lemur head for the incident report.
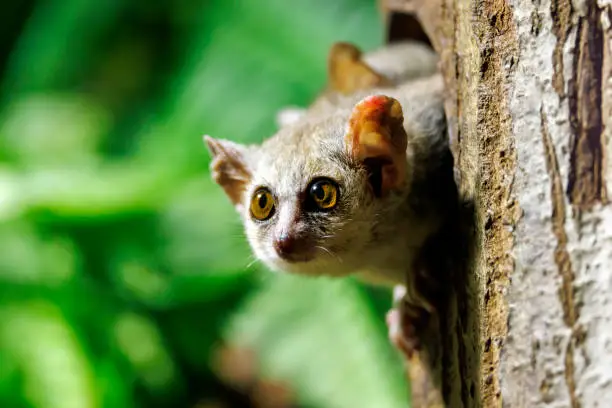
[205,95,413,277]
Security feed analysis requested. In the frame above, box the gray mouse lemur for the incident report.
[204,40,457,353]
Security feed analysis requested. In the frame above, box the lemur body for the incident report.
[205,40,456,347]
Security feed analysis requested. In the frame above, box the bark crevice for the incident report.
[567,1,608,210]
[540,107,580,408]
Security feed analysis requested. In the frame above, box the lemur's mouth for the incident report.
[276,251,315,263]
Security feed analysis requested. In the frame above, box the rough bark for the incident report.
[381,0,612,407]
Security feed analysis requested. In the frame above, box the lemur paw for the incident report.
[386,308,421,358]
[386,284,431,359]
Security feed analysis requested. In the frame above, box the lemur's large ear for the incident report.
[204,136,252,208]
[345,95,408,197]
[328,43,390,94]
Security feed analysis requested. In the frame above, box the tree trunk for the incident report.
[382,0,612,407]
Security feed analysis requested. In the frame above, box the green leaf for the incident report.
[1,0,125,97]
[0,221,79,286]
[112,312,182,398]
[0,94,110,167]
[0,301,97,408]
[13,164,177,219]
[104,177,256,309]
[160,177,252,276]
[224,275,408,408]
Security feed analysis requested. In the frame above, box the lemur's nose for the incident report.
[273,233,310,262]
[274,234,296,257]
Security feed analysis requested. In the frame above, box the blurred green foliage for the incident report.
[0,1,409,407]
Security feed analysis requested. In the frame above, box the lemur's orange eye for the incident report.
[308,178,338,210]
[250,188,275,221]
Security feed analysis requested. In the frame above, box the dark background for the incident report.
[0,1,408,407]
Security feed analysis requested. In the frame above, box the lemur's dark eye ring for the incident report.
[307,178,339,211]
[250,188,275,221]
